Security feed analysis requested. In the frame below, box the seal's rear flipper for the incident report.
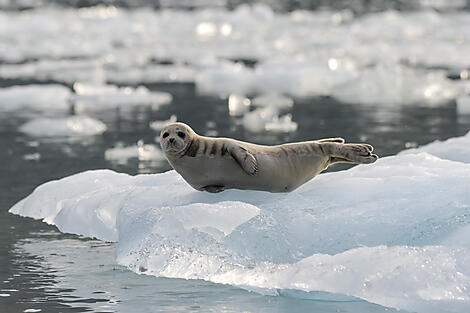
[324,143,378,164]
[317,137,345,144]
[231,146,258,176]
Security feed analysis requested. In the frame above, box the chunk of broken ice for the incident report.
[19,116,107,137]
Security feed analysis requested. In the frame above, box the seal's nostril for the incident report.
[169,138,175,143]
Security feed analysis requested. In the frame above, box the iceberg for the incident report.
[9,151,470,313]
[19,116,107,137]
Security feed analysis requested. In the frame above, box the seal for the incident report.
[160,122,378,193]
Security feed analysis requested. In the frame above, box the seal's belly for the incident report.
[172,153,328,193]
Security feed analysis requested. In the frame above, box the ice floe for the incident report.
[149,115,178,132]
[0,85,72,113]
[227,94,250,116]
[457,95,470,115]
[19,116,107,137]
[0,83,173,115]
[331,65,459,106]
[400,131,470,163]
[9,149,470,312]
[105,141,166,165]
[2,7,470,104]
[252,92,293,109]
[72,83,173,112]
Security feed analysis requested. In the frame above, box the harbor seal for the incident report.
[160,122,378,193]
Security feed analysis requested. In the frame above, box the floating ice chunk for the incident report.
[0,85,72,113]
[72,83,172,111]
[256,57,359,97]
[252,92,293,109]
[196,62,257,97]
[105,141,166,165]
[457,95,470,115]
[23,153,40,161]
[331,65,459,106]
[0,59,105,84]
[265,114,298,133]
[107,64,196,84]
[400,131,470,163]
[242,107,278,132]
[228,94,250,116]
[19,116,107,137]
[9,152,470,312]
[420,0,466,10]
[149,115,177,132]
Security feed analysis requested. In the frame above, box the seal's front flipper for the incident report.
[202,185,225,193]
[231,146,258,176]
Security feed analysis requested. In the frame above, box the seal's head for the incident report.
[160,122,195,156]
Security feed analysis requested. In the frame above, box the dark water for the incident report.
[1,80,470,312]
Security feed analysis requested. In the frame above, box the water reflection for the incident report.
[8,231,397,313]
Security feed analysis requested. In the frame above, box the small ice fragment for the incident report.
[26,141,40,148]
[220,23,232,36]
[23,153,41,161]
[196,22,217,37]
[24,309,42,313]
[72,83,172,112]
[206,121,216,128]
[149,115,177,131]
[19,116,107,137]
[105,141,165,164]
[228,94,250,116]
[265,114,298,133]
[242,107,278,132]
[252,93,293,109]
[0,294,10,297]
[457,96,470,115]
[0,85,72,113]
[205,130,219,137]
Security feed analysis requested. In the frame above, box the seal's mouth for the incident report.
[164,141,182,152]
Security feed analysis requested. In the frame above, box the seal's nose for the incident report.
[169,138,175,143]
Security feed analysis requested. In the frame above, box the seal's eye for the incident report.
[177,131,186,139]
[162,132,169,138]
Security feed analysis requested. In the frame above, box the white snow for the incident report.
[0,85,72,113]
[9,148,470,312]
[19,116,107,137]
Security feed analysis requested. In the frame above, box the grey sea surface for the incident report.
[1,80,470,312]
